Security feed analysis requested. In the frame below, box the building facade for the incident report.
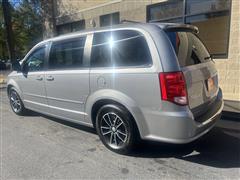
[46,0,240,102]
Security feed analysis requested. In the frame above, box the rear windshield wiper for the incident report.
[204,56,211,60]
[204,56,215,63]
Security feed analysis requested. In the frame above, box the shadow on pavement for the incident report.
[34,112,96,134]
[131,127,240,169]
[24,110,240,169]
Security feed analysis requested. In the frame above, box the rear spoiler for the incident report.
[152,23,199,34]
[164,24,199,34]
[120,20,199,34]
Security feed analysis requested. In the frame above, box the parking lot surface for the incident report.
[0,88,239,179]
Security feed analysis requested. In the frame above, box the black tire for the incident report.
[96,104,138,154]
[9,88,27,115]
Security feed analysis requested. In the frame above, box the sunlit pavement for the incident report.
[0,88,239,179]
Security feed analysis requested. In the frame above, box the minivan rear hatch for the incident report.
[164,26,220,119]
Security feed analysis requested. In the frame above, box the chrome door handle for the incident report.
[36,76,43,81]
[46,76,54,81]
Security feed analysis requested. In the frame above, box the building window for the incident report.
[100,12,120,27]
[147,0,232,58]
[186,0,231,15]
[147,0,184,22]
[57,20,85,35]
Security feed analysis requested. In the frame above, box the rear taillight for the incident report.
[159,71,188,105]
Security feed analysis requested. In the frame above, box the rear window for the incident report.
[91,30,152,68]
[165,31,211,67]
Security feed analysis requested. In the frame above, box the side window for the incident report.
[24,46,45,72]
[91,30,152,68]
[49,36,86,70]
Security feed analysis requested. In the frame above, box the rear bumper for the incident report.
[141,94,223,144]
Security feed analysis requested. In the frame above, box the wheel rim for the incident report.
[100,112,128,149]
[10,91,21,113]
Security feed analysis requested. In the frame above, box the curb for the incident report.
[222,111,240,122]
[0,81,7,89]
[222,100,240,121]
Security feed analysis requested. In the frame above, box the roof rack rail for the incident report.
[120,19,142,24]
[148,19,162,23]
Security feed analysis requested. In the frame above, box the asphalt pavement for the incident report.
[0,88,239,179]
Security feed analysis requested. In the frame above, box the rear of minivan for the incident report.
[142,24,223,143]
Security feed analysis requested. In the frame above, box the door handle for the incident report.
[46,76,54,81]
[36,76,43,81]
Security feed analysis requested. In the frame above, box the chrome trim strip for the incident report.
[47,96,84,104]
[23,93,84,104]
[24,100,87,115]
[26,106,93,127]
[23,93,46,98]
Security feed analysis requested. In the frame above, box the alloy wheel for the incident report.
[100,112,128,149]
[10,90,22,113]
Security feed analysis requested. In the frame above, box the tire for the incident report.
[96,104,138,154]
[9,88,27,115]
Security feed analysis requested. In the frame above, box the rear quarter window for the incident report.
[91,30,152,68]
[166,31,211,67]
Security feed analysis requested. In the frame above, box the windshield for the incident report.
[165,31,211,67]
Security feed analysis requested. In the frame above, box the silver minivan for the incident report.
[7,23,223,154]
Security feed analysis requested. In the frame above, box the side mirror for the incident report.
[12,61,21,72]
[22,63,29,74]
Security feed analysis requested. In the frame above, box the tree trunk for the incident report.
[41,0,56,39]
[2,0,16,63]
[2,41,7,59]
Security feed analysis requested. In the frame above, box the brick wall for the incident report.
[214,0,240,101]
[54,0,154,27]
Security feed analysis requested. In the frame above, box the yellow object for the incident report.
[0,74,6,84]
